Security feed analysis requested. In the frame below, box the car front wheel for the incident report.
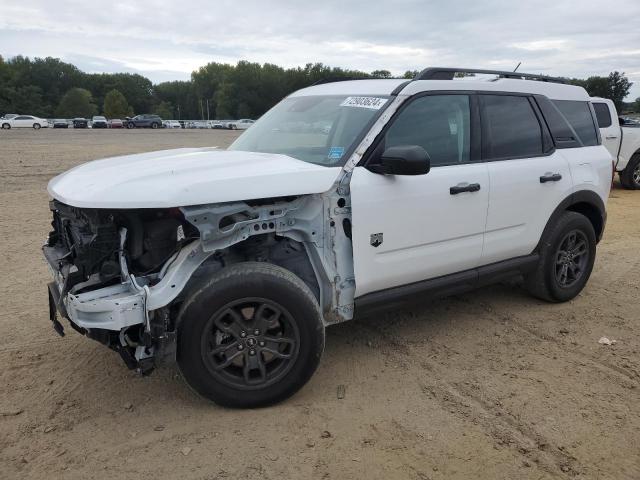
[525,211,596,302]
[151,122,159,129]
[1,123,10,129]
[33,123,41,130]
[127,122,135,129]
[177,262,325,408]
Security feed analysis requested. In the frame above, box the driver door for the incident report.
[350,94,489,297]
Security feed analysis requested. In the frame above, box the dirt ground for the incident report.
[1,128,639,480]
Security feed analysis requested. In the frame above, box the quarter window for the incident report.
[593,103,612,128]
[552,100,599,146]
[482,95,543,160]
[384,95,471,167]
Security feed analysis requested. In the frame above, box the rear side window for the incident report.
[481,95,543,160]
[593,103,612,128]
[552,100,599,146]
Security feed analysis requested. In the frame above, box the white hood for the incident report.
[48,148,342,209]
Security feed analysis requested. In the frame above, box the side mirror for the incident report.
[367,145,431,175]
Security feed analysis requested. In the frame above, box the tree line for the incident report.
[0,55,637,120]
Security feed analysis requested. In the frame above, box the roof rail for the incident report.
[415,67,567,84]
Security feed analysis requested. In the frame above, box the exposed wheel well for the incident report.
[177,234,321,314]
[566,201,604,241]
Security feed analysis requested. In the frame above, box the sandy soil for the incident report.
[0,128,639,479]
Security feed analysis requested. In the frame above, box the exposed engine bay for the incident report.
[46,200,196,293]
[43,193,355,375]
[44,200,199,372]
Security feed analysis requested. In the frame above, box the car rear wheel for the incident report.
[33,123,41,130]
[151,122,159,129]
[525,211,596,302]
[177,262,325,408]
[620,154,640,190]
[1,123,10,129]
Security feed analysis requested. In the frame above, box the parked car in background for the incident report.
[125,114,162,129]
[53,119,69,129]
[226,119,255,130]
[211,120,225,129]
[1,114,19,120]
[92,116,108,128]
[591,97,640,189]
[109,119,123,129]
[72,118,89,129]
[163,120,182,129]
[1,115,48,129]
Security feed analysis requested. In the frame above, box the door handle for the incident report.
[605,135,619,140]
[450,183,481,195]
[540,173,562,183]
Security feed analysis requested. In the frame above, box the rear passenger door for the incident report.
[480,94,573,265]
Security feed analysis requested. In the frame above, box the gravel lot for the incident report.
[1,129,639,479]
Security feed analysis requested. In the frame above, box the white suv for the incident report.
[43,68,612,407]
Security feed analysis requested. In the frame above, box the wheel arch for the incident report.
[534,190,606,253]
[172,234,327,331]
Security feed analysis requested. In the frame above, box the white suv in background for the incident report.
[590,97,640,189]
[43,68,611,407]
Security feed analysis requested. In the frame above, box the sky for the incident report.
[1,0,639,100]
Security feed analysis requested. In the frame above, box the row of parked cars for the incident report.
[0,113,256,130]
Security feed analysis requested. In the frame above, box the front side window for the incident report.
[383,95,471,167]
[482,95,543,160]
[552,100,599,146]
[229,95,389,166]
[592,103,612,128]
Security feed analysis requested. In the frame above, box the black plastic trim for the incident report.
[534,190,606,248]
[415,67,567,84]
[354,254,539,318]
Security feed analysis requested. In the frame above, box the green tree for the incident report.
[607,72,632,111]
[7,85,47,116]
[633,97,640,113]
[573,72,633,111]
[153,100,174,119]
[55,87,97,118]
[103,89,131,118]
[371,69,392,78]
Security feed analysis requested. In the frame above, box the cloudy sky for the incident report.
[1,0,639,99]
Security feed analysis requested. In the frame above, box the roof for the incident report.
[291,75,589,102]
[290,79,407,97]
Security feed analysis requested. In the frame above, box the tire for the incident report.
[33,123,41,130]
[151,122,159,129]
[525,211,596,303]
[177,262,325,408]
[1,123,10,130]
[620,154,640,190]
[127,122,135,129]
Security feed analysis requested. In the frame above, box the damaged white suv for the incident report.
[44,68,612,407]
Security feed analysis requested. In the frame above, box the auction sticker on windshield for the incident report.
[340,96,388,110]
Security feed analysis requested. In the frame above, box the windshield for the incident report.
[228,95,390,166]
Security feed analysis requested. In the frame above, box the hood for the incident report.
[48,148,342,209]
